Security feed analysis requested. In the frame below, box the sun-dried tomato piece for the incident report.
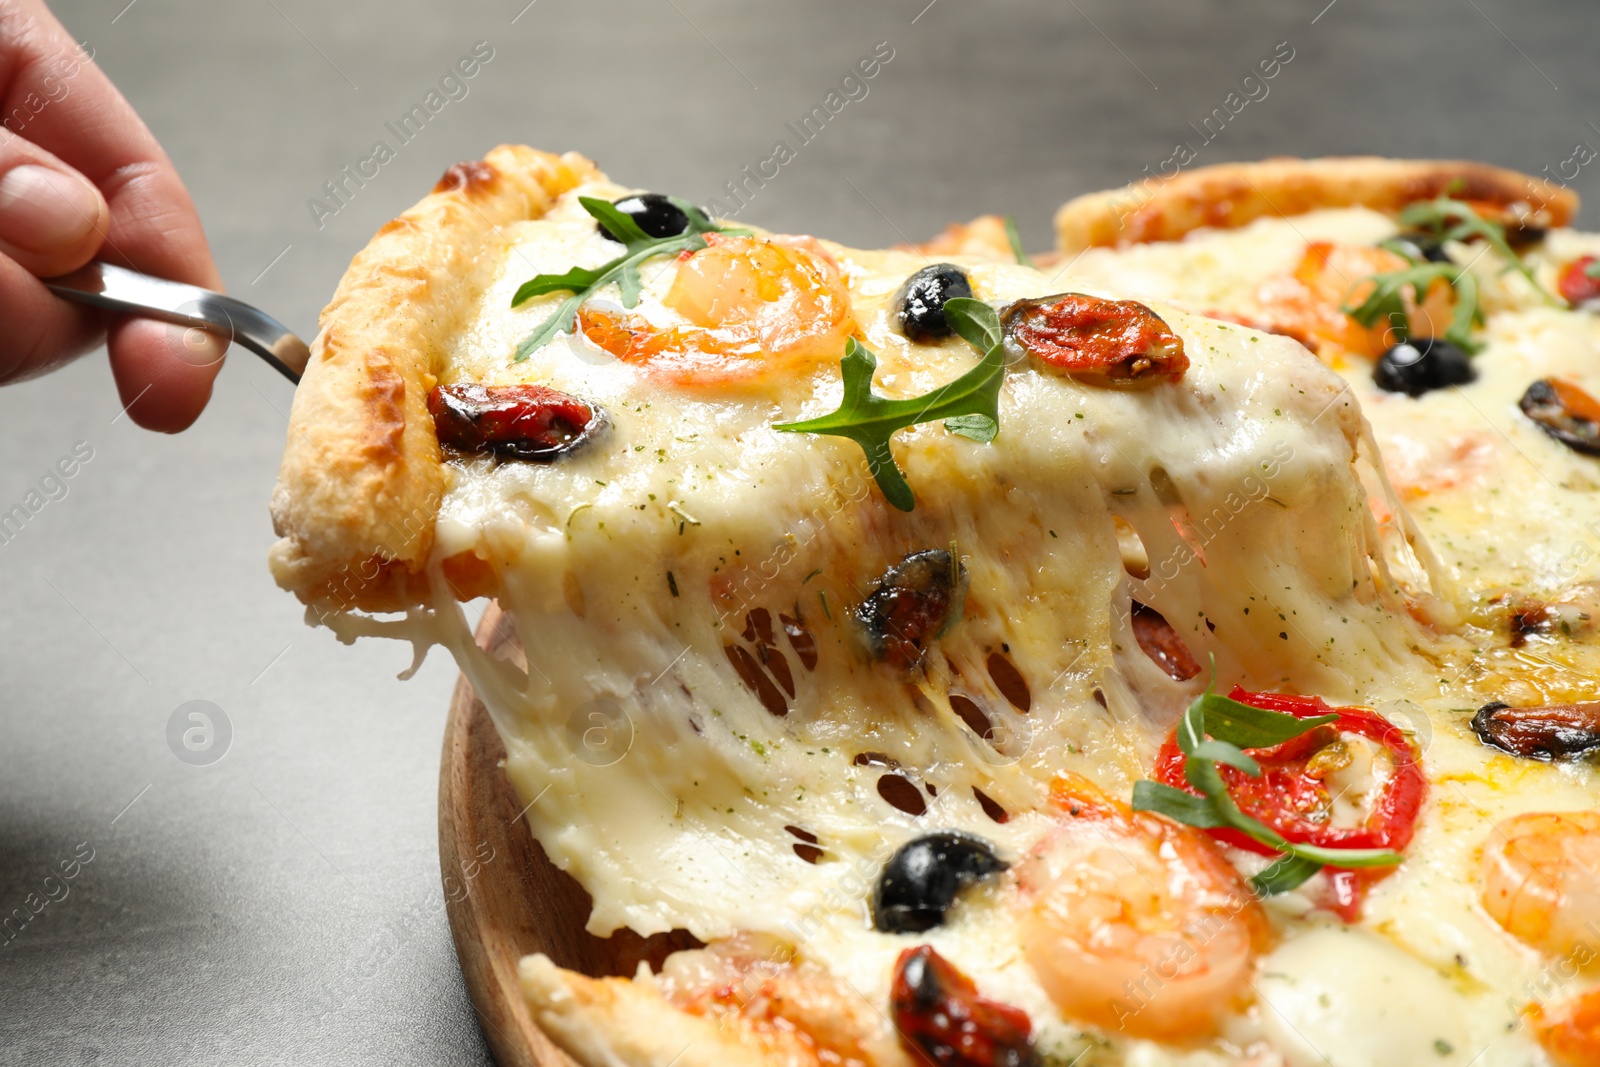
[427,383,603,461]
[1002,292,1187,385]
[890,945,1033,1067]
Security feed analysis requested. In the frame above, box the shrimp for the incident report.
[1480,810,1600,960]
[1378,431,1496,501]
[1014,774,1269,1042]
[578,233,855,386]
[1216,241,1454,362]
[1531,988,1600,1067]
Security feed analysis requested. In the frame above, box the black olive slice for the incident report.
[1520,378,1600,456]
[597,192,690,241]
[1372,339,1476,398]
[895,264,973,344]
[872,832,1007,933]
[855,550,969,670]
[1472,701,1600,761]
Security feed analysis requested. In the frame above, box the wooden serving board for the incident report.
[437,603,698,1066]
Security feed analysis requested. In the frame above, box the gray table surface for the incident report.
[3,1,1599,1063]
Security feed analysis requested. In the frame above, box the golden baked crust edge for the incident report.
[519,955,773,1067]
[268,145,600,612]
[1054,156,1579,253]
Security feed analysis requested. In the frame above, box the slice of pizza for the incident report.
[270,147,1600,1067]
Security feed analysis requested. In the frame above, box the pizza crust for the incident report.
[520,951,919,1067]
[520,954,845,1067]
[1054,156,1578,253]
[898,213,1019,261]
[520,955,768,1067]
[268,145,599,611]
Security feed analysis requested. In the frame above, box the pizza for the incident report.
[269,146,1600,1067]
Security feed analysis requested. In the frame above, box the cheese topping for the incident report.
[322,184,1600,1065]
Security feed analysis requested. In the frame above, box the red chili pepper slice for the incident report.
[427,383,601,461]
[1153,687,1426,920]
[890,945,1033,1067]
[1002,293,1188,386]
[1558,255,1600,308]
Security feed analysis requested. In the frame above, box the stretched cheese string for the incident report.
[1355,418,1459,625]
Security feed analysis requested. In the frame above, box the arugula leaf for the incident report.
[1344,261,1483,353]
[1003,216,1028,266]
[774,297,1006,511]
[1251,854,1323,895]
[1130,679,1403,897]
[1397,195,1545,293]
[1264,840,1405,869]
[1130,780,1228,828]
[945,295,1004,351]
[1189,739,1263,776]
[1350,195,1555,352]
[582,197,654,245]
[512,264,608,302]
[1194,691,1338,749]
[510,196,748,360]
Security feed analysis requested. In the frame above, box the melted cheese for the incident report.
[1252,927,1477,1066]
[321,184,1600,1066]
[1068,210,1600,621]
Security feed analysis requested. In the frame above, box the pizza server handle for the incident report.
[43,261,309,384]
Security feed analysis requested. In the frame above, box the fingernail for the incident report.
[0,164,100,253]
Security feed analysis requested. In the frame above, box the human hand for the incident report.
[0,0,226,431]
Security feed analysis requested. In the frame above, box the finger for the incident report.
[97,156,229,430]
[1,1,225,428]
[69,98,226,431]
[0,126,111,382]
[0,128,107,277]
[0,249,104,382]
[106,317,227,433]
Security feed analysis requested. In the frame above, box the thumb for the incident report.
[0,128,109,278]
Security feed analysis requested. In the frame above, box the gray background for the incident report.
[2,0,1596,1063]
